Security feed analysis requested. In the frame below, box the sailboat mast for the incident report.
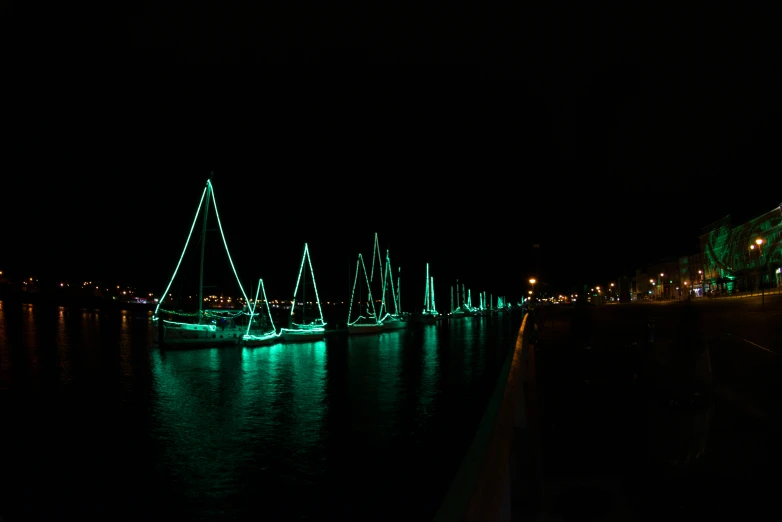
[396,266,401,314]
[198,179,212,322]
[431,276,436,312]
[424,263,430,311]
[380,252,389,318]
[398,268,402,314]
[450,286,454,313]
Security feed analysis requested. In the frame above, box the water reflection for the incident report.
[348,334,403,447]
[419,326,439,418]
[150,347,233,500]
[1,303,521,521]
[377,332,403,421]
[0,301,10,390]
[150,341,329,507]
[451,318,476,383]
[57,306,72,384]
[473,317,487,377]
[23,304,39,382]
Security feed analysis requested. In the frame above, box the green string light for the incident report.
[290,243,326,327]
[208,181,250,305]
[153,178,250,324]
[379,250,389,320]
[153,184,208,316]
[424,263,430,310]
[430,276,437,313]
[348,253,377,326]
[370,232,384,290]
[397,266,402,314]
[244,278,279,340]
[157,308,246,318]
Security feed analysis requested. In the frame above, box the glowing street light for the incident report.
[753,238,765,308]
[529,278,536,285]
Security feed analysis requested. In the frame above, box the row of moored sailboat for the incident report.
[151,178,510,349]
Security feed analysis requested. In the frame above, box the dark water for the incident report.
[0,302,521,521]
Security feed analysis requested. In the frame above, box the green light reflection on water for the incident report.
[461,318,475,383]
[348,333,403,446]
[150,342,327,499]
[418,325,439,417]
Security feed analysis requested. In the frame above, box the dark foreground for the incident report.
[528,295,782,521]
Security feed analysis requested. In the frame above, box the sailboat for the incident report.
[242,278,280,346]
[347,253,383,334]
[378,249,407,330]
[279,243,327,342]
[152,177,251,347]
[448,280,472,319]
[419,262,440,324]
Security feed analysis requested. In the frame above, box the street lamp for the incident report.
[660,273,665,299]
[755,238,765,308]
[527,279,537,309]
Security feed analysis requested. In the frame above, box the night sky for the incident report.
[4,7,781,302]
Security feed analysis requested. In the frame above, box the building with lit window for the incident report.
[635,258,681,300]
[694,205,782,294]
[678,252,708,296]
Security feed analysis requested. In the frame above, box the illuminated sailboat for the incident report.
[152,177,251,347]
[243,278,280,346]
[419,263,439,324]
[348,253,383,334]
[448,281,472,319]
[279,243,326,342]
[378,250,407,330]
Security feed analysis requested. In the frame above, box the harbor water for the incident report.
[0,302,521,521]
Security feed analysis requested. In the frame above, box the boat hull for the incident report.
[280,329,326,343]
[348,324,384,335]
[242,332,281,347]
[382,320,408,330]
[158,323,244,347]
[417,314,439,324]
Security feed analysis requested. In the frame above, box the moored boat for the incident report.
[152,177,251,348]
[279,243,327,343]
[418,262,441,324]
[378,249,408,331]
[348,253,383,335]
[242,278,281,347]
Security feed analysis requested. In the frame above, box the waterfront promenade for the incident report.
[528,295,782,520]
[440,294,782,521]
